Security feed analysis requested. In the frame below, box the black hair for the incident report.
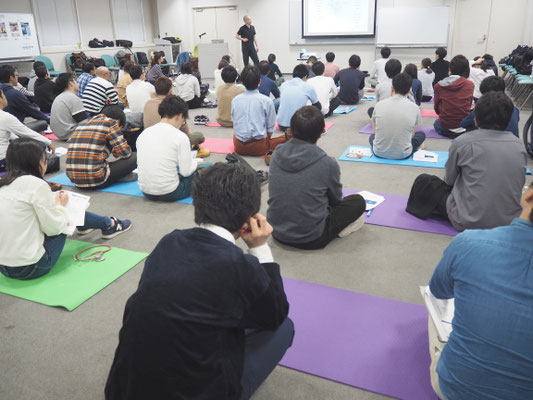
[349,54,361,69]
[101,105,126,128]
[450,55,470,78]
[290,106,325,144]
[129,65,144,80]
[385,59,402,79]
[380,47,391,58]
[0,138,46,188]
[218,59,228,70]
[268,53,276,64]
[241,65,261,90]
[293,64,309,79]
[403,63,418,80]
[311,61,325,76]
[55,73,75,92]
[258,60,270,76]
[82,62,95,74]
[307,56,317,64]
[482,53,494,61]
[392,73,413,96]
[435,47,447,59]
[123,61,134,74]
[0,65,16,83]
[422,58,433,74]
[474,91,514,131]
[479,75,505,95]
[192,162,261,233]
[326,52,335,62]
[222,55,231,63]
[154,77,172,95]
[35,65,48,79]
[158,94,189,119]
[221,65,239,83]
[180,62,192,75]
[150,52,163,69]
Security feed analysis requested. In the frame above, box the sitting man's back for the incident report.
[105,163,293,400]
[216,65,244,127]
[82,67,119,116]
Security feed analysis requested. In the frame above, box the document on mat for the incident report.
[413,150,439,163]
[63,191,90,235]
[348,147,372,157]
[357,190,385,210]
[420,285,454,342]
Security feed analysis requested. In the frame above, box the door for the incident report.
[214,6,241,70]
[486,0,528,60]
[192,7,217,47]
[451,0,492,58]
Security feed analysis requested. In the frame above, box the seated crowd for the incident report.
[0,44,531,400]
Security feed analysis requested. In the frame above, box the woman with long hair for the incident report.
[146,52,165,85]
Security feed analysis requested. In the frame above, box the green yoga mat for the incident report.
[0,240,148,311]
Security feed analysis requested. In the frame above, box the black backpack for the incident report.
[89,57,105,68]
[88,38,105,48]
[116,39,133,48]
[70,52,87,69]
[225,153,268,184]
[136,52,149,65]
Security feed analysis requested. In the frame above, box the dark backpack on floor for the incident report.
[225,153,268,184]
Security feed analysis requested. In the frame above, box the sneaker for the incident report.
[101,217,132,239]
[196,146,210,158]
[338,214,365,238]
[76,228,95,235]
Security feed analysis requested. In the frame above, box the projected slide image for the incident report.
[21,22,31,37]
[9,22,20,37]
[0,23,7,38]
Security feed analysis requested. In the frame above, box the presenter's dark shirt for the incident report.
[237,24,256,47]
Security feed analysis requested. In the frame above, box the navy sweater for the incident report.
[259,74,280,98]
[105,228,289,400]
[0,83,49,123]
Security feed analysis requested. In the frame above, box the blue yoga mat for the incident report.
[48,173,193,204]
[339,146,448,169]
[333,105,358,114]
[527,168,532,175]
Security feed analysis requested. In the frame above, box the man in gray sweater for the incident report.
[406,91,527,231]
[267,106,366,249]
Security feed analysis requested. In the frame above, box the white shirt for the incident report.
[0,175,68,266]
[307,75,338,114]
[0,109,51,159]
[418,68,435,98]
[469,60,495,98]
[174,74,200,102]
[370,58,389,84]
[199,224,274,264]
[126,80,155,113]
[136,122,198,196]
[214,69,224,89]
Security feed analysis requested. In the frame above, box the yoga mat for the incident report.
[360,95,376,101]
[420,109,438,118]
[47,173,193,204]
[333,105,358,114]
[527,168,532,175]
[280,278,438,400]
[0,171,6,178]
[206,121,334,132]
[0,239,148,311]
[339,146,448,169]
[206,121,223,127]
[44,133,59,141]
[343,189,458,236]
[203,137,235,154]
[359,123,450,139]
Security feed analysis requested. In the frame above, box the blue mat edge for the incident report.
[339,146,448,169]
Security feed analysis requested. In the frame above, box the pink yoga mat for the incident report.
[343,189,458,236]
[420,109,438,118]
[205,121,223,127]
[280,278,438,400]
[359,123,449,139]
[44,133,59,141]
[203,137,234,154]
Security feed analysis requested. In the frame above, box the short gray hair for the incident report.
[243,15,250,22]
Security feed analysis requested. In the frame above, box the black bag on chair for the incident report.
[136,52,149,65]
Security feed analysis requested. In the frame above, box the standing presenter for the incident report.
[236,15,259,67]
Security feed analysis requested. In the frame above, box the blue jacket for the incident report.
[258,74,280,98]
[461,106,519,137]
[0,83,49,123]
[411,79,422,106]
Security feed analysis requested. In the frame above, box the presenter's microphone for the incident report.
[199,32,207,39]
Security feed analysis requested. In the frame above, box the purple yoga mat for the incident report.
[359,123,449,139]
[343,189,458,236]
[280,278,438,400]
[0,171,6,178]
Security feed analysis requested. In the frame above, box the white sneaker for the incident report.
[338,214,365,238]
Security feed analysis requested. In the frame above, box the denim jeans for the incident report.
[0,212,111,280]
[369,131,426,156]
[273,97,280,113]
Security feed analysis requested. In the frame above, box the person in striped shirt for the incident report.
[82,67,119,116]
[66,105,136,189]
[76,62,95,97]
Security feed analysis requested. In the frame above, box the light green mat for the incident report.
[0,240,148,311]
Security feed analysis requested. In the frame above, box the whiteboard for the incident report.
[377,7,450,47]
[0,13,40,61]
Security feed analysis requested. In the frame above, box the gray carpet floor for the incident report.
[1,81,532,400]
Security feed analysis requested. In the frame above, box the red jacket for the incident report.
[433,76,474,129]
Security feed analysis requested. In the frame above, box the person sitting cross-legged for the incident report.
[105,162,294,400]
[333,54,365,105]
[50,73,87,141]
[216,65,245,127]
[137,95,211,202]
[82,66,120,117]
[268,106,366,250]
[369,73,426,159]
[0,138,131,280]
[126,65,155,113]
[66,105,137,189]
[232,65,288,156]
[307,61,341,118]
[406,91,527,232]
[257,60,280,112]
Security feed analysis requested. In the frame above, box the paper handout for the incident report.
[413,150,439,163]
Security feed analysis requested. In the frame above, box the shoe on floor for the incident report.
[197,146,210,158]
[338,214,365,238]
[76,228,95,235]
[101,217,132,239]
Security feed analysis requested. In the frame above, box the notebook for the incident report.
[420,286,454,342]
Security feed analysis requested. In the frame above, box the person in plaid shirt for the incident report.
[66,106,136,189]
[76,62,95,97]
